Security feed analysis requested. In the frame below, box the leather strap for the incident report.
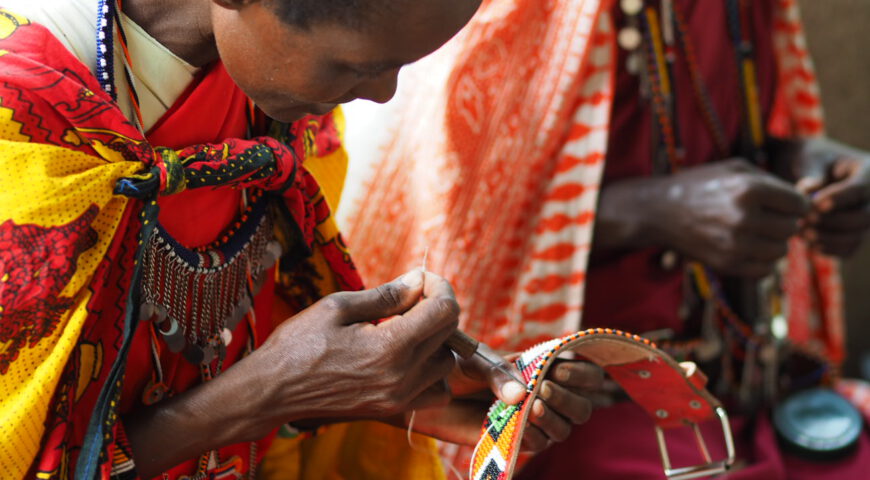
[470,328,735,480]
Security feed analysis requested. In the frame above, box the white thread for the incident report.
[407,410,469,479]
[407,410,418,448]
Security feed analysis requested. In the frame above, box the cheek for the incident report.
[212,12,355,110]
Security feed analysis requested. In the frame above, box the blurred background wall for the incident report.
[799,0,870,377]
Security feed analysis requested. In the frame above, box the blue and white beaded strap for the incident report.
[96,0,117,100]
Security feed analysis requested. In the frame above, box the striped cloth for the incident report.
[341,0,840,473]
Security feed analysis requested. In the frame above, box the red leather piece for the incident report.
[607,359,718,429]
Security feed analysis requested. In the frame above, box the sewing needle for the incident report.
[421,248,526,386]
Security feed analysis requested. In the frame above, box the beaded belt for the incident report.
[470,329,735,480]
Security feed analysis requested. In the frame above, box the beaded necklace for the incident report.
[96,0,145,129]
[618,0,765,172]
[616,0,831,408]
[97,3,267,477]
[725,0,767,165]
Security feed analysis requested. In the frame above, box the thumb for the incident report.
[796,175,825,196]
[323,268,425,326]
[466,343,527,405]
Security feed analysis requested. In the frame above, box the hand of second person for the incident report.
[651,159,809,277]
[798,156,870,257]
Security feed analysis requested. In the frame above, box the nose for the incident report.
[354,70,399,104]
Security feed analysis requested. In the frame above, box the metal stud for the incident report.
[620,0,643,15]
[618,27,643,51]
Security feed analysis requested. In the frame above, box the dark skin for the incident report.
[591,139,870,274]
[121,1,601,476]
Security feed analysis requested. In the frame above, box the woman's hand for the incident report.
[126,269,461,477]
[409,354,604,453]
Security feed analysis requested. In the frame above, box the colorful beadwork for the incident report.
[470,329,656,480]
[95,0,115,99]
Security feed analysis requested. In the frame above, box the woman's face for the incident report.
[211,0,481,122]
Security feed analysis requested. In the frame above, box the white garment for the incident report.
[2,0,198,130]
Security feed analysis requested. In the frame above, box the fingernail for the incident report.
[502,381,526,401]
[533,399,546,418]
[818,198,834,212]
[541,382,552,400]
[556,367,571,383]
[400,269,423,288]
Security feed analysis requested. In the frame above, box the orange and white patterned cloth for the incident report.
[341,0,842,472]
[343,0,839,360]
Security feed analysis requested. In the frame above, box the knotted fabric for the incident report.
[0,13,364,479]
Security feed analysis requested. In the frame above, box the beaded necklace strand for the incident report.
[618,1,833,405]
[642,0,763,171]
[96,0,146,130]
[96,3,263,477]
[726,0,767,165]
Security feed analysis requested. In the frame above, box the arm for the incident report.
[125,270,460,478]
[591,159,809,277]
[769,137,870,257]
[409,349,603,453]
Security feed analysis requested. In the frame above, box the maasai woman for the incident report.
[0,0,596,478]
[342,0,870,477]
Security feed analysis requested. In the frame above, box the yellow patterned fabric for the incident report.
[0,134,139,475]
[0,11,442,478]
[260,423,446,480]
[262,108,446,480]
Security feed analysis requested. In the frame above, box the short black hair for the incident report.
[267,0,396,30]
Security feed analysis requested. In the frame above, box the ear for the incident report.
[212,0,260,10]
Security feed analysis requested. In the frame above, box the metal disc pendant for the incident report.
[183,343,205,365]
[262,241,283,270]
[620,0,643,15]
[201,344,216,364]
[618,27,642,51]
[226,295,252,331]
[221,327,233,347]
[159,317,186,353]
[139,302,158,322]
[154,304,168,323]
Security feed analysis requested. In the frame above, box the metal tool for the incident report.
[446,330,526,386]
[420,247,525,387]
